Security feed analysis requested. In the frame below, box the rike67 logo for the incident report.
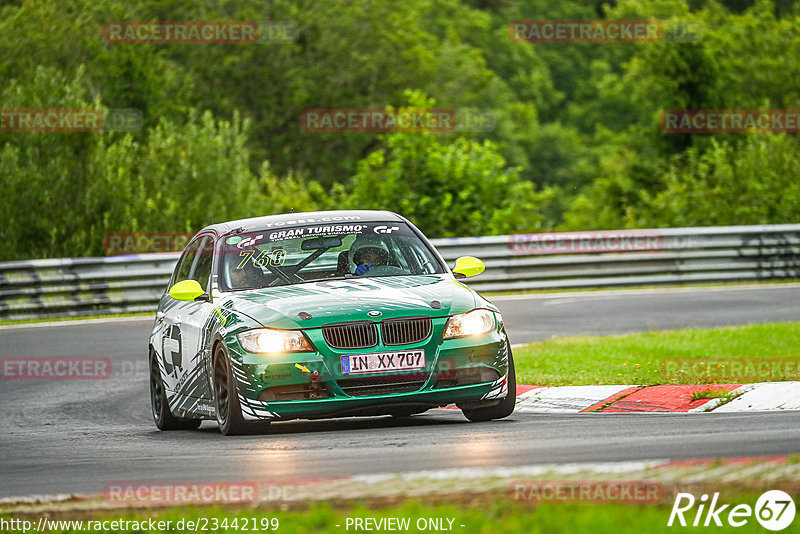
[668,490,795,531]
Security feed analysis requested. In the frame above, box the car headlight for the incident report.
[237,328,313,353]
[442,309,496,339]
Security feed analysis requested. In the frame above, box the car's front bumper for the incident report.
[226,318,511,421]
[239,382,504,420]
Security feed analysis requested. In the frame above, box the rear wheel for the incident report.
[460,351,516,422]
[149,350,201,430]
[213,344,269,435]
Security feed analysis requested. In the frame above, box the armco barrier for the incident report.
[0,224,798,320]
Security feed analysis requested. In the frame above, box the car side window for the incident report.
[173,238,202,284]
[192,236,214,292]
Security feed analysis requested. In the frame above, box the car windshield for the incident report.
[218,221,444,291]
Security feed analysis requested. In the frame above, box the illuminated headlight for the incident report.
[237,328,313,354]
[442,309,496,339]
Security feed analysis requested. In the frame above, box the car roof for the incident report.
[197,210,405,236]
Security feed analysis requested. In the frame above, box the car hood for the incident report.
[220,274,480,330]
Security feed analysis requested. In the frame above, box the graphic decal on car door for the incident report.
[162,323,182,378]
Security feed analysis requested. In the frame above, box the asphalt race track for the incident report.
[1,284,799,498]
[494,283,800,345]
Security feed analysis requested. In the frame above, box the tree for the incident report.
[338,94,555,237]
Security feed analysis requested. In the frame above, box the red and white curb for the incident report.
[712,382,800,412]
[512,382,800,413]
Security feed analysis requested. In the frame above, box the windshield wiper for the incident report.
[303,274,354,283]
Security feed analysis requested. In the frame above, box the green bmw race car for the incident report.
[148,210,516,435]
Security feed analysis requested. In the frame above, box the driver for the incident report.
[228,258,264,289]
[351,242,389,276]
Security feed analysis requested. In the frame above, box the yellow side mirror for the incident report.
[452,256,485,279]
[169,280,208,302]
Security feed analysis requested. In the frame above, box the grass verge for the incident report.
[513,321,800,386]
[3,493,788,534]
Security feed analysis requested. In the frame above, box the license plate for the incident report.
[341,350,425,375]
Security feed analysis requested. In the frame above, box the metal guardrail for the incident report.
[1,224,799,321]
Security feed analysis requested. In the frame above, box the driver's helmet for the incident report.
[350,237,390,267]
[226,249,264,288]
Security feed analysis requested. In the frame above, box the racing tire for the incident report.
[149,350,202,431]
[460,351,516,423]
[213,344,269,436]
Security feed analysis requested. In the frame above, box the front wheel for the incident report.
[213,344,269,436]
[149,350,201,431]
[460,351,516,422]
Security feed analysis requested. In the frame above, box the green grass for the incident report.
[4,495,788,534]
[689,388,730,401]
[513,321,800,386]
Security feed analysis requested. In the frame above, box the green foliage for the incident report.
[88,110,260,235]
[558,0,800,230]
[338,93,554,237]
[0,109,263,258]
[343,131,555,237]
[635,135,800,226]
[1,0,799,260]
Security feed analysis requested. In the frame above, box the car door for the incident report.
[157,237,202,398]
[176,234,217,407]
